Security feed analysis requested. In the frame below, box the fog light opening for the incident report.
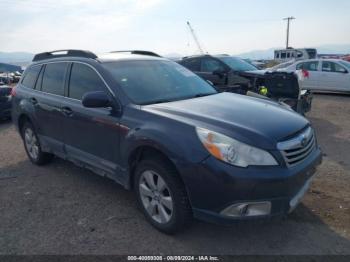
[221,201,271,217]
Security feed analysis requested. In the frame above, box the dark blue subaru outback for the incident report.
[12,50,322,234]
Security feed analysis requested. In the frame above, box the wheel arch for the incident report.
[127,145,186,191]
[17,114,34,137]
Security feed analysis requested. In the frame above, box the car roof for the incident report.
[181,54,240,60]
[181,54,211,60]
[97,52,165,63]
[30,49,165,66]
[293,58,345,64]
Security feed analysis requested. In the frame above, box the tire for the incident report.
[21,121,53,165]
[134,156,192,234]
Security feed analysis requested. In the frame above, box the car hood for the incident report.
[142,93,309,149]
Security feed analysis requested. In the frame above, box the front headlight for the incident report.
[196,127,278,167]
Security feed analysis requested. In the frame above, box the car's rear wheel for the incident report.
[21,121,53,165]
[134,157,192,234]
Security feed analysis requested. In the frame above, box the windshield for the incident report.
[103,60,217,105]
[217,56,257,71]
[339,60,350,70]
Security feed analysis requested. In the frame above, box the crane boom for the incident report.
[186,21,205,54]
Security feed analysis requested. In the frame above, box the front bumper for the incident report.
[180,147,322,224]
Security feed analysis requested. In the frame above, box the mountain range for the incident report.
[1,44,350,65]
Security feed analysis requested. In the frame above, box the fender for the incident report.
[119,122,210,189]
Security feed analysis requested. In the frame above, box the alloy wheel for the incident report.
[139,170,174,224]
[24,127,39,160]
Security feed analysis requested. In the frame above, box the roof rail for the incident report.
[182,54,211,59]
[110,50,161,57]
[32,49,98,62]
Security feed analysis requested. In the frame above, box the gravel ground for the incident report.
[0,94,349,255]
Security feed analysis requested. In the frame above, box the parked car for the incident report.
[0,85,12,120]
[273,59,350,93]
[12,50,322,234]
[178,54,313,115]
[178,54,257,91]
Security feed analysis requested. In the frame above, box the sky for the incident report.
[0,0,349,56]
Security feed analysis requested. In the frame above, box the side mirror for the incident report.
[82,91,111,108]
[213,69,227,78]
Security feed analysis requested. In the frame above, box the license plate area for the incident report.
[289,176,314,213]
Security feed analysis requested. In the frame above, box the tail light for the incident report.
[10,86,17,96]
[302,69,309,78]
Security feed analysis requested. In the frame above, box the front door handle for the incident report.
[61,106,73,116]
[30,97,38,105]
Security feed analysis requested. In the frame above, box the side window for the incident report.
[297,61,319,71]
[35,66,44,90]
[201,58,225,72]
[296,63,304,70]
[305,61,319,71]
[276,53,280,59]
[281,52,286,59]
[334,63,347,73]
[182,58,200,71]
[42,63,67,96]
[68,63,105,100]
[21,65,41,89]
[322,61,347,73]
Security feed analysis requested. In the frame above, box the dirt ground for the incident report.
[0,94,349,255]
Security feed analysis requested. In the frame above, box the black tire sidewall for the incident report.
[21,122,44,164]
[134,159,188,234]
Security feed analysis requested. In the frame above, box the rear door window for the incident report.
[68,63,105,100]
[35,66,44,90]
[42,63,68,96]
[21,65,41,89]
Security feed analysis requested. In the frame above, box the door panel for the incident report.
[295,61,320,90]
[61,99,121,174]
[320,61,349,91]
[61,62,122,178]
[34,62,69,156]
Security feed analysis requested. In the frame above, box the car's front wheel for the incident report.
[134,156,192,234]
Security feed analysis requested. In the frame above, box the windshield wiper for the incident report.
[145,93,216,105]
[148,99,174,104]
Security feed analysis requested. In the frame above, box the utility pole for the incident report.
[283,17,295,49]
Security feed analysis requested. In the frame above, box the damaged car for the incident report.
[178,54,313,115]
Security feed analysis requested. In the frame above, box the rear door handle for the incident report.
[30,97,38,105]
[61,106,73,116]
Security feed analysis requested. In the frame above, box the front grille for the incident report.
[277,127,316,167]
